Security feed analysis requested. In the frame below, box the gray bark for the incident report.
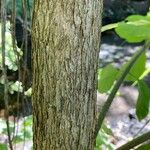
[32,0,103,149]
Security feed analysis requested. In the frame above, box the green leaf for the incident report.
[125,15,150,28]
[0,22,23,71]
[115,22,150,43]
[101,124,113,136]
[98,64,119,93]
[125,51,146,81]
[132,67,150,86]
[96,132,105,147]
[0,143,7,150]
[135,144,150,150]
[126,15,150,22]
[136,80,150,120]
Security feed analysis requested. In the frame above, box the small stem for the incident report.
[116,131,150,150]
[94,42,150,138]
[134,118,150,137]
[1,0,13,149]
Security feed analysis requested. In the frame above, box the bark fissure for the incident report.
[32,0,103,149]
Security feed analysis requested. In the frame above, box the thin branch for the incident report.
[94,42,150,138]
[1,0,13,149]
[11,0,17,141]
[10,1,22,149]
[116,131,150,150]
[134,118,150,137]
[21,0,29,148]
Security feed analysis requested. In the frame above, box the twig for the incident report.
[134,118,150,137]
[10,1,22,150]
[116,131,150,150]
[94,42,150,138]
[1,1,13,149]
[21,0,29,148]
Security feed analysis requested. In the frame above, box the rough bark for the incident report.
[32,0,103,150]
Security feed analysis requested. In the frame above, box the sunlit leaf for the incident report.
[133,67,150,86]
[98,64,119,93]
[24,88,32,97]
[126,15,150,22]
[136,80,150,120]
[135,143,150,150]
[9,81,23,94]
[102,124,113,136]
[125,51,146,81]
[115,22,150,43]
[0,22,22,71]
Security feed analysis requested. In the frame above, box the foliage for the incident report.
[136,144,150,150]
[95,124,115,150]
[98,64,119,93]
[0,21,24,96]
[99,12,150,121]
[124,51,146,81]
[97,11,150,149]
[24,87,32,97]
[0,143,7,150]
[0,116,32,148]
[136,80,150,120]
[0,16,31,149]
[115,22,150,43]
[115,14,150,43]
[6,0,33,22]
[0,22,22,71]
[8,81,23,94]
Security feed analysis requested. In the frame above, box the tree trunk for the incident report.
[32,0,103,149]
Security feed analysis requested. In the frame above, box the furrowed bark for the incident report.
[32,0,103,149]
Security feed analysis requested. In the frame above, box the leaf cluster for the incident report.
[99,12,150,121]
[97,12,150,150]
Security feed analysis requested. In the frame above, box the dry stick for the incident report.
[94,42,150,138]
[1,1,13,150]
[116,131,150,150]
